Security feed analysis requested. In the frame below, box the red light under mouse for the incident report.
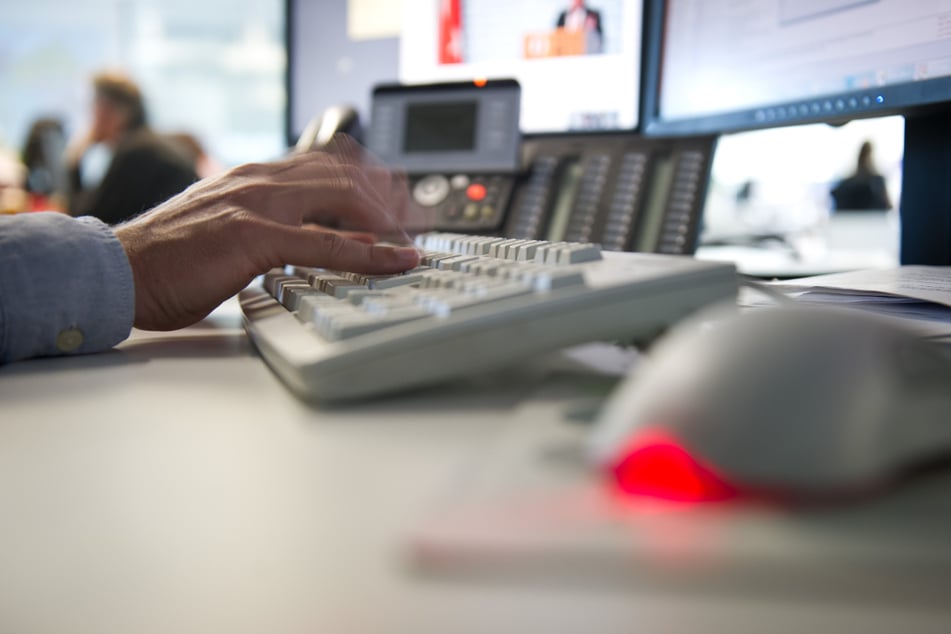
[609,428,739,503]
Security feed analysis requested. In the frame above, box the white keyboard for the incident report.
[239,232,737,401]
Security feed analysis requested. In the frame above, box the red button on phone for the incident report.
[466,183,487,201]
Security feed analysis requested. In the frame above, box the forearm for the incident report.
[0,212,134,363]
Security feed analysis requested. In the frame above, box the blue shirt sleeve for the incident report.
[0,212,134,363]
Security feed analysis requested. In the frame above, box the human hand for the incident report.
[114,144,421,331]
[308,134,435,234]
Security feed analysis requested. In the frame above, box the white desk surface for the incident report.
[2,300,950,634]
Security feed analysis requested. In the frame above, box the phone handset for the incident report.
[295,105,362,152]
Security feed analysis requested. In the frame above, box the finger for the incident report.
[321,136,406,214]
[206,152,414,239]
[386,170,434,237]
[229,150,386,208]
[262,222,420,274]
[226,144,397,204]
[303,224,379,245]
[227,150,408,232]
[266,144,389,203]
[244,176,402,234]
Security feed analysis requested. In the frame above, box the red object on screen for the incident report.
[439,0,463,64]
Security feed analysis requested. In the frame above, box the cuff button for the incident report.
[56,328,85,353]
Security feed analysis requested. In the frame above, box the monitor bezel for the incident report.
[283,0,294,147]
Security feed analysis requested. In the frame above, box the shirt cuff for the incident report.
[0,212,135,363]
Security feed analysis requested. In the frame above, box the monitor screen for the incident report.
[643,0,951,135]
[399,0,643,134]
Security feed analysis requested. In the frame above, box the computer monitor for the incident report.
[399,0,643,134]
[641,0,951,265]
[285,0,400,146]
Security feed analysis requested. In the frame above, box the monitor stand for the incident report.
[899,109,951,265]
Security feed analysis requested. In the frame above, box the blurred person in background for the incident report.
[67,70,198,224]
[168,131,225,180]
[21,117,68,212]
[555,0,604,53]
[830,140,892,212]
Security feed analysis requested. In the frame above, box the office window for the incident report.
[0,0,285,168]
[700,116,903,267]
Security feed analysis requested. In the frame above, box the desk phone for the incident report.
[366,80,715,255]
[367,80,522,232]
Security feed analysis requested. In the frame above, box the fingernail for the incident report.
[394,246,420,266]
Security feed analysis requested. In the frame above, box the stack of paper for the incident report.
[743,266,951,336]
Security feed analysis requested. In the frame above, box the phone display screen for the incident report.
[404,101,478,153]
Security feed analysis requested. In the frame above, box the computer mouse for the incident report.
[588,305,951,503]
